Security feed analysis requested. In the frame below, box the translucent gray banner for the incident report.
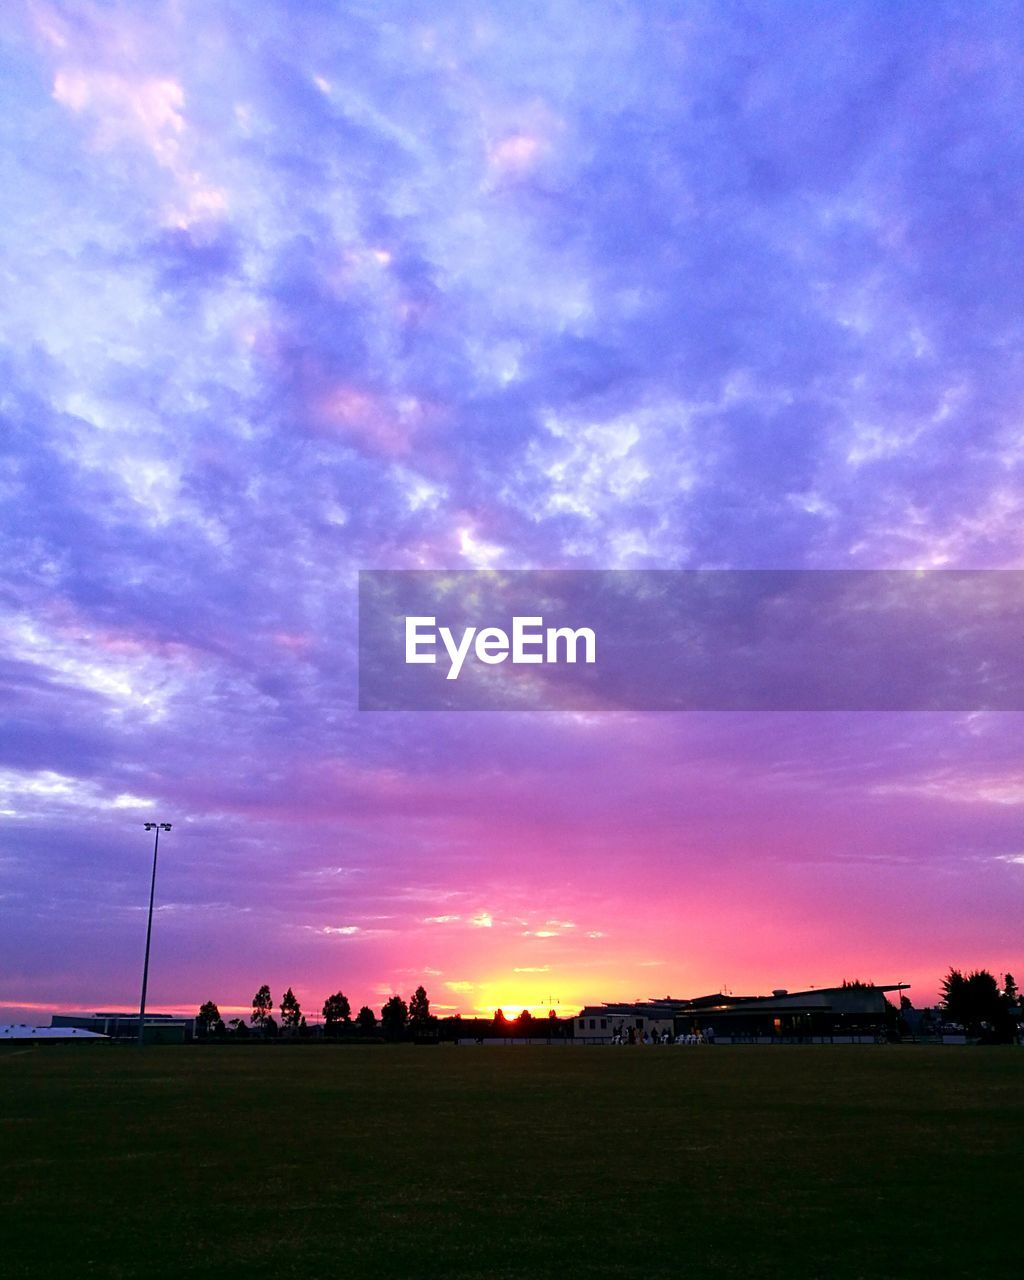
[358,570,1024,711]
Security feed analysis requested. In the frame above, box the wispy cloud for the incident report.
[2,1,1023,1015]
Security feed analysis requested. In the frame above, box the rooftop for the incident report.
[1,1024,107,1039]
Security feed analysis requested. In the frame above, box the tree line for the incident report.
[195,984,446,1041]
[194,984,568,1042]
[937,968,1018,1041]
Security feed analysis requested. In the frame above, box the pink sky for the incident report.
[2,4,1023,1023]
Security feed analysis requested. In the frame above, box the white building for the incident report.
[1,1024,107,1040]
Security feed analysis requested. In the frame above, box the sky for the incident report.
[1,0,1023,1023]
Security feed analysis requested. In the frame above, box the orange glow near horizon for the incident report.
[0,958,946,1025]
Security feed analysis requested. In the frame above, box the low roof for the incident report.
[652,985,906,1004]
[1,1024,107,1039]
[91,1012,187,1020]
[579,983,908,1019]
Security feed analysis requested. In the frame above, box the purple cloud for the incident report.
[1,1,1023,1017]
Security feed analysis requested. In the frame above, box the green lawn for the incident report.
[0,1043,1020,1278]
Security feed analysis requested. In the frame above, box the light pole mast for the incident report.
[138,822,172,1046]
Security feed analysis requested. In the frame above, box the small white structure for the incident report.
[0,1024,107,1040]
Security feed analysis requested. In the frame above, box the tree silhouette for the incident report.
[322,992,351,1035]
[355,1005,377,1035]
[280,987,302,1030]
[941,968,1013,1039]
[251,984,272,1029]
[409,985,431,1029]
[197,1000,222,1037]
[380,994,408,1040]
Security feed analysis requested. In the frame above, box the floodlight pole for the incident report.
[138,822,172,1046]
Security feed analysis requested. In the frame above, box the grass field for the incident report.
[1,1043,1020,1278]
